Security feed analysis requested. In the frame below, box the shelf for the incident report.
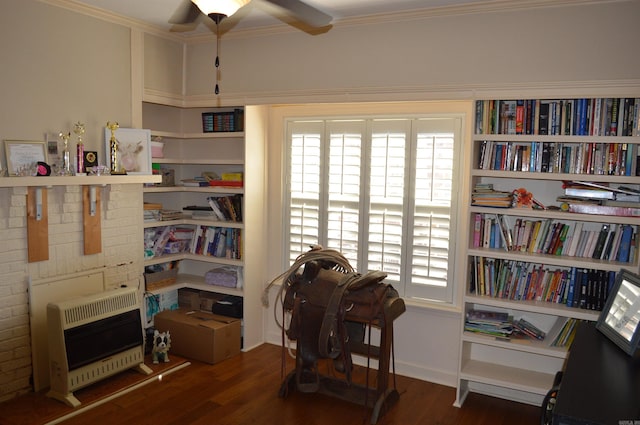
[465,289,601,321]
[144,219,243,229]
[151,158,244,165]
[473,134,640,143]
[0,175,161,188]
[144,186,243,194]
[145,273,243,298]
[462,331,568,359]
[144,252,242,267]
[471,169,638,183]
[150,130,244,139]
[466,247,634,272]
[469,206,638,224]
[459,359,555,396]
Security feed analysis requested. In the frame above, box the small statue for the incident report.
[152,330,171,364]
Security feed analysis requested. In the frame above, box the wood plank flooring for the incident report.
[0,343,542,425]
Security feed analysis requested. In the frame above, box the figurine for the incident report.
[152,330,171,364]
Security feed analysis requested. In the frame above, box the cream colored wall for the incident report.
[0,0,138,401]
[184,1,640,102]
[0,0,132,166]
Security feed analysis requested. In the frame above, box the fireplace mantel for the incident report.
[0,175,161,187]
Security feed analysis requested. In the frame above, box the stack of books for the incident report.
[464,309,513,338]
[471,183,513,208]
[159,210,183,221]
[560,181,640,216]
[143,202,162,222]
[512,318,546,340]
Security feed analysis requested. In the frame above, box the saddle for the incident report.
[280,249,397,393]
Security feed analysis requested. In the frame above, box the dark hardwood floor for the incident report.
[0,343,542,425]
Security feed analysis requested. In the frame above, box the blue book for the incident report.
[494,144,503,170]
[567,267,577,307]
[617,225,633,263]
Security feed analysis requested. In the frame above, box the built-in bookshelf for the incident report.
[140,101,267,351]
[456,97,640,408]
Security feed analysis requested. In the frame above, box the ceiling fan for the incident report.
[170,0,333,95]
[169,0,333,28]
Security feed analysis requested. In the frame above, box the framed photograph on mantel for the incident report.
[4,140,48,176]
[104,127,152,175]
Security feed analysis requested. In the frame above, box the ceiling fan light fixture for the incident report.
[192,0,251,19]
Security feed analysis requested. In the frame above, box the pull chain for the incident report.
[215,22,220,95]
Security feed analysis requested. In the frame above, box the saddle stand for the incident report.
[277,251,406,424]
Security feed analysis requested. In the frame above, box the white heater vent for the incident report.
[47,287,151,407]
[61,289,138,328]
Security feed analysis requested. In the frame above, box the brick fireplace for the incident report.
[0,183,144,402]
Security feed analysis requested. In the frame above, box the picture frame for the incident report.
[104,127,152,175]
[4,140,48,176]
[596,269,640,356]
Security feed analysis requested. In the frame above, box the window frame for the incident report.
[276,101,473,309]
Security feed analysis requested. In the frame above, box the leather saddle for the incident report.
[283,259,395,393]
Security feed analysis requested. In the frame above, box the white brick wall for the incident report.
[0,184,144,402]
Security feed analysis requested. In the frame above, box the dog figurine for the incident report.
[152,330,171,364]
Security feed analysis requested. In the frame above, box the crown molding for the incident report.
[144,79,640,108]
[40,0,628,43]
[38,0,187,41]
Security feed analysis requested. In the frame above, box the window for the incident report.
[286,113,463,303]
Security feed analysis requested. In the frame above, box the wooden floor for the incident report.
[0,343,542,425]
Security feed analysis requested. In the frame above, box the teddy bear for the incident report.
[152,330,171,364]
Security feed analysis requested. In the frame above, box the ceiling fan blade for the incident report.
[169,0,203,25]
[263,0,332,27]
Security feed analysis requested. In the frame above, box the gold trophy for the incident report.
[60,131,71,174]
[106,121,126,175]
[74,122,85,175]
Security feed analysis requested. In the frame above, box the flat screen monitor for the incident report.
[596,269,640,356]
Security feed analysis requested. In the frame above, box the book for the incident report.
[473,213,482,248]
[568,204,640,217]
[617,225,634,262]
[591,224,610,259]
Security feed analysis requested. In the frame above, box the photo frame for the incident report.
[104,127,152,175]
[596,269,640,356]
[4,140,48,176]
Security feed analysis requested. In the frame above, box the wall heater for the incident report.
[46,287,152,407]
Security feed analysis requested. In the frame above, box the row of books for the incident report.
[201,109,244,133]
[190,225,242,260]
[549,318,583,348]
[206,194,243,222]
[475,98,640,136]
[470,257,615,311]
[144,226,193,259]
[474,214,637,263]
[478,141,639,176]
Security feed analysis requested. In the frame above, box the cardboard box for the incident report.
[178,288,200,310]
[153,308,241,364]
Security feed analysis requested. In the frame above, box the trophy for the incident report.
[60,131,71,174]
[106,121,126,174]
[74,122,85,174]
